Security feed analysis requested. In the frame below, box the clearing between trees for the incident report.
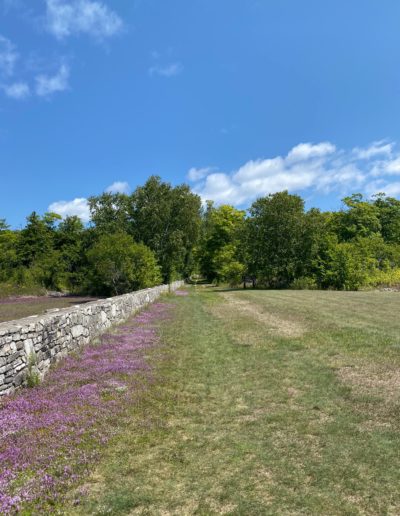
[2,287,400,514]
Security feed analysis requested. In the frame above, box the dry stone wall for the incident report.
[0,281,184,397]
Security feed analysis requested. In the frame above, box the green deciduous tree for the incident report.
[0,221,19,282]
[337,194,381,241]
[88,193,130,234]
[53,216,86,291]
[88,177,202,283]
[4,181,400,296]
[198,203,246,284]
[247,191,306,287]
[87,232,161,296]
[373,193,400,243]
[17,212,60,267]
[129,176,202,282]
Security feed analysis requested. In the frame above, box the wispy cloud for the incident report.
[0,34,30,101]
[0,33,71,101]
[45,0,123,40]
[48,197,90,222]
[149,62,183,78]
[353,140,394,160]
[105,181,130,194]
[187,167,216,182]
[2,81,30,99]
[188,140,400,206]
[0,35,18,76]
[35,64,69,97]
[286,142,336,162]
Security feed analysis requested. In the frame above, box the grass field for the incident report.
[64,286,400,515]
[0,296,99,324]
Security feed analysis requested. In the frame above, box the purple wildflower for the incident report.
[0,301,173,514]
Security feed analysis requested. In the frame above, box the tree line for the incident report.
[1,176,400,296]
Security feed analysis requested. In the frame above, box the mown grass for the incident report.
[68,287,400,515]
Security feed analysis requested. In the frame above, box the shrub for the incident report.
[87,233,162,296]
[290,277,317,290]
[364,268,400,288]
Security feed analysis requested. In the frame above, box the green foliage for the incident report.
[247,191,306,287]
[322,241,368,290]
[338,193,381,240]
[3,183,400,296]
[16,212,52,267]
[290,276,317,290]
[87,232,161,295]
[364,267,400,288]
[0,282,46,298]
[198,203,246,283]
[88,176,202,283]
[88,193,130,234]
[0,226,19,282]
[212,244,245,286]
[373,193,400,243]
[26,353,40,388]
[129,176,201,282]
[0,218,9,231]
[53,216,86,291]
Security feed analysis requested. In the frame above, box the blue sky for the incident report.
[2,0,400,227]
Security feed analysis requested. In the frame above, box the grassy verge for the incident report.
[69,287,400,515]
[0,298,172,514]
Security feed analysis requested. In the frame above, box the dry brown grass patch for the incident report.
[215,293,306,339]
[338,363,400,403]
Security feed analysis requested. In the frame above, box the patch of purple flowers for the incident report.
[0,301,172,514]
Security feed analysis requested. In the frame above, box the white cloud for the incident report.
[287,142,336,162]
[0,35,18,76]
[46,0,123,40]
[365,179,400,198]
[49,180,130,221]
[353,140,394,160]
[376,182,400,197]
[149,62,183,78]
[200,173,242,204]
[188,140,400,206]
[105,181,130,194]
[2,81,30,99]
[384,158,400,175]
[48,197,90,222]
[35,64,69,97]
[187,167,215,182]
